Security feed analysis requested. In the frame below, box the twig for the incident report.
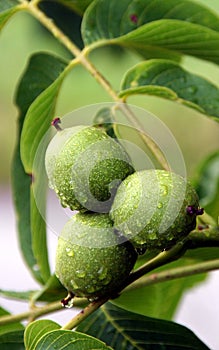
[0,298,87,326]
[124,259,219,293]
[61,297,108,330]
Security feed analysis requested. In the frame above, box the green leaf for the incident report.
[77,302,209,350]
[20,60,69,172]
[119,59,219,119]
[0,307,24,336]
[0,0,22,31]
[24,320,60,350]
[93,107,117,139]
[195,151,219,219]
[34,330,112,350]
[82,0,219,64]
[0,330,24,350]
[54,0,94,15]
[25,320,112,350]
[12,53,68,284]
[31,274,67,303]
[39,1,84,49]
[0,290,34,301]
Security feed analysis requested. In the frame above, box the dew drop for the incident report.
[97,266,108,280]
[130,80,138,87]
[76,269,86,278]
[160,185,168,196]
[66,247,74,257]
[86,285,97,293]
[102,275,112,285]
[33,264,39,272]
[71,279,79,289]
[187,86,197,94]
[88,296,99,302]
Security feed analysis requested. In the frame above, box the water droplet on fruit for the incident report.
[102,274,112,285]
[88,296,99,302]
[71,279,79,289]
[66,247,74,257]
[76,269,86,278]
[86,285,97,293]
[97,266,108,280]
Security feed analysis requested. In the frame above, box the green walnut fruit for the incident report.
[110,169,203,251]
[55,213,137,299]
[45,123,134,212]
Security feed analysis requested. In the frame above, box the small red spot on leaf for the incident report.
[130,14,138,24]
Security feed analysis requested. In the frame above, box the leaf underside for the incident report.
[77,302,210,350]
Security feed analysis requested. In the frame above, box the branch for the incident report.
[124,259,219,293]
[61,297,108,330]
[0,298,87,326]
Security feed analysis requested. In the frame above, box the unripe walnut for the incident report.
[55,213,137,299]
[45,124,134,212]
[110,170,203,251]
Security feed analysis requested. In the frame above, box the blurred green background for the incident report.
[0,0,219,184]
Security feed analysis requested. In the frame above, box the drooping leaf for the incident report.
[36,330,113,350]
[20,61,69,172]
[119,59,219,119]
[24,320,60,350]
[77,302,210,350]
[39,1,84,49]
[0,290,34,301]
[0,330,25,350]
[82,0,219,64]
[0,0,22,31]
[12,53,68,284]
[54,0,94,15]
[0,307,24,336]
[195,151,219,219]
[31,274,67,303]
